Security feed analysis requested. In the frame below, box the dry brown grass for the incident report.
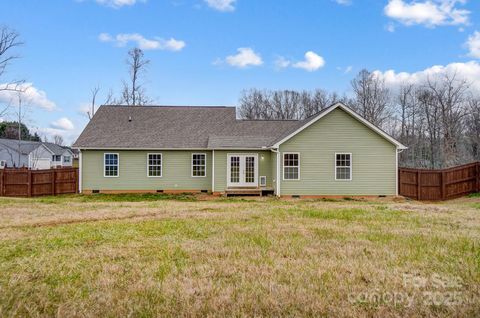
[0,194,479,317]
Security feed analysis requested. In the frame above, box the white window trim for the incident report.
[191,153,207,178]
[147,153,163,178]
[335,152,352,181]
[104,153,119,178]
[226,153,259,187]
[282,152,300,181]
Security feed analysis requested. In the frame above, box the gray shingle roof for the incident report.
[73,105,302,149]
[43,142,72,155]
[0,139,42,155]
[0,139,72,155]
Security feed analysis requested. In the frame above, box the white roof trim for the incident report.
[39,144,55,155]
[272,102,408,150]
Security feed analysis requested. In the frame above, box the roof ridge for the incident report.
[100,105,235,109]
[238,119,300,122]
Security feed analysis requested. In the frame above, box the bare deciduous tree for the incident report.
[351,69,391,128]
[87,86,100,120]
[238,89,348,120]
[425,72,469,166]
[53,135,64,146]
[118,48,152,106]
[465,97,480,161]
[0,26,24,117]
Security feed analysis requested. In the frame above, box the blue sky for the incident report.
[1,0,479,144]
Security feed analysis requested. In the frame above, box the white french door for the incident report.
[227,154,258,187]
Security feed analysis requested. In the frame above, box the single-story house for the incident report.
[73,102,407,197]
[0,138,74,169]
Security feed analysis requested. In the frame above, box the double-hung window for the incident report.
[104,153,119,177]
[283,153,300,180]
[148,153,162,177]
[335,153,352,181]
[192,153,206,177]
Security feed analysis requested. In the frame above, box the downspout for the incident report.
[271,148,281,197]
[212,150,215,193]
[396,148,405,196]
[79,150,82,194]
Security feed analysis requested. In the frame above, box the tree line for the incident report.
[238,70,480,169]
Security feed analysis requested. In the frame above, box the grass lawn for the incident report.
[0,194,479,317]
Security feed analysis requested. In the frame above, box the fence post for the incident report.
[27,170,32,197]
[417,170,421,200]
[477,162,480,193]
[0,170,3,196]
[398,169,401,196]
[441,171,446,200]
[51,169,56,196]
[74,168,78,194]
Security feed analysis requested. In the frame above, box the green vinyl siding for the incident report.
[279,108,397,196]
[213,150,273,191]
[271,152,278,192]
[82,150,212,191]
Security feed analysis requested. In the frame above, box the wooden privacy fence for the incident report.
[0,167,78,197]
[399,162,480,201]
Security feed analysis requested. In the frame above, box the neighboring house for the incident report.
[0,139,74,169]
[71,148,80,167]
[73,103,407,197]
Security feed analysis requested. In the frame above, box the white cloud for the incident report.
[79,102,91,117]
[334,0,352,5]
[35,127,80,146]
[292,51,325,72]
[98,33,186,51]
[0,83,56,111]
[384,0,470,28]
[344,65,353,74]
[372,61,480,92]
[275,52,326,72]
[274,56,291,69]
[204,0,236,12]
[94,0,143,8]
[224,48,263,68]
[465,31,480,59]
[337,66,353,74]
[51,117,75,131]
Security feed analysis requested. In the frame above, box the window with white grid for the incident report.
[283,153,300,180]
[148,153,162,177]
[335,153,352,181]
[192,153,206,177]
[104,153,119,177]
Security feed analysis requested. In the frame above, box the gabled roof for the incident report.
[73,103,406,150]
[0,139,47,155]
[271,103,408,150]
[0,138,73,156]
[43,142,73,155]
